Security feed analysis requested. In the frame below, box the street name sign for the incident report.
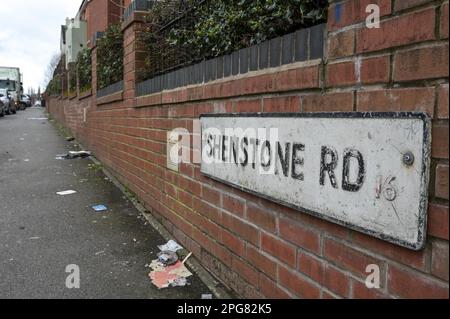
[200,113,431,250]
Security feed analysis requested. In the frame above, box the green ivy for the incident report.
[77,48,92,92]
[47,75,62,96]
[176,0,327,57]
[96,23,124,89]
[141,0,327,79]
[69,66,77,94]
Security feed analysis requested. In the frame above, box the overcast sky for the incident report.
[0,0,81,91]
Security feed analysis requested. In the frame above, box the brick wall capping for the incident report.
[122,11,147,31]
[78,89,92,100]
[135,59,323,108]
[96,90,124,105]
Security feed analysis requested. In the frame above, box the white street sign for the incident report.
[201,113,431,250]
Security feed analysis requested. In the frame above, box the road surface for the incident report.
[0,107,211,299]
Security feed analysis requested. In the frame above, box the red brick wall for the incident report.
[48,0,449,299]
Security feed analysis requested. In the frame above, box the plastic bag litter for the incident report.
[57,190,77,196]
[92,204,108,212]
[158,240,183,252]
[157,251,179,266]
[56,151,91,160]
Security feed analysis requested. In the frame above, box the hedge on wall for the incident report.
[96,23,124,89]
[170,0,327,57]
[46,75,61,96]
[141,0,327,80]
[77,48,92,93]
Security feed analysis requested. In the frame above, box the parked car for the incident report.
[0,89,16,116]
[20,94,32,108]
[0,96,5,117]
[34,100,41,107]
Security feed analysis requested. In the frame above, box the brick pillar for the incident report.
[122,11,148,108]
[91,46,98,96]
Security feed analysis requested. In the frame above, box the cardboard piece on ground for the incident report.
[149,261,193,289]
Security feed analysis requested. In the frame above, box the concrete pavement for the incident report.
[0,107,212,299]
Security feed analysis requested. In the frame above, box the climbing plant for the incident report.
[77,48,92,93]
[140,0,327,79]
[96,23,124,89]
[46,75,62,96]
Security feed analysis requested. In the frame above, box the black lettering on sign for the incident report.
[260,140,272,168]
[342,148,365,192]
[240,137,249,167]
[231,136,239,165]
[222,135,227,162]
[320,146,339,189]
[206,134,214,158]
[292,143,305,181]
[277,142,291,177]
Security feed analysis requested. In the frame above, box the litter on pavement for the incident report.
[148,240,193,289]
[92,205,108,212]
[55,151,91,160]
[158,240,183,252]
[149,261,193,289]
[57,190,77,196]
[157,251,179,266]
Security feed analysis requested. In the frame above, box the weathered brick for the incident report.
[298,252,325,284]
[323,265,350,298]
[388,265,449,298]
[327,29,355,58]
[234,99,262,113]
[247,204,277,233]
[327,61,356,87]
[357,87,435,116]
[324,238,384,279]
[352,232,428,271]
[232,256,260,287]
[432,125,449,159]
[357,8,436,53]
[432,240,449,281]
[222,194,245,217]
[259,274,292,299]
[438,84,449,119]
[222,213,260,246]
[247,245,277,280]
[394,0,430,11]
[275,66,321,92]
[201,185,221,206]
[435,164,449,200]
[441,2,449,39]
[279,266,321,299]
[428,203,449,240]
[279,218,320,254]
[328,0,392,31]
[360,55,390,84]
[222,229,245,256]
[302,92,354,112]
[352,279,389,299]
[263,96,300,113]
[394,44,449,82]
[261,233,296,267]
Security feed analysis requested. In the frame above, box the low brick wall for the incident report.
[47,0,449,298]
